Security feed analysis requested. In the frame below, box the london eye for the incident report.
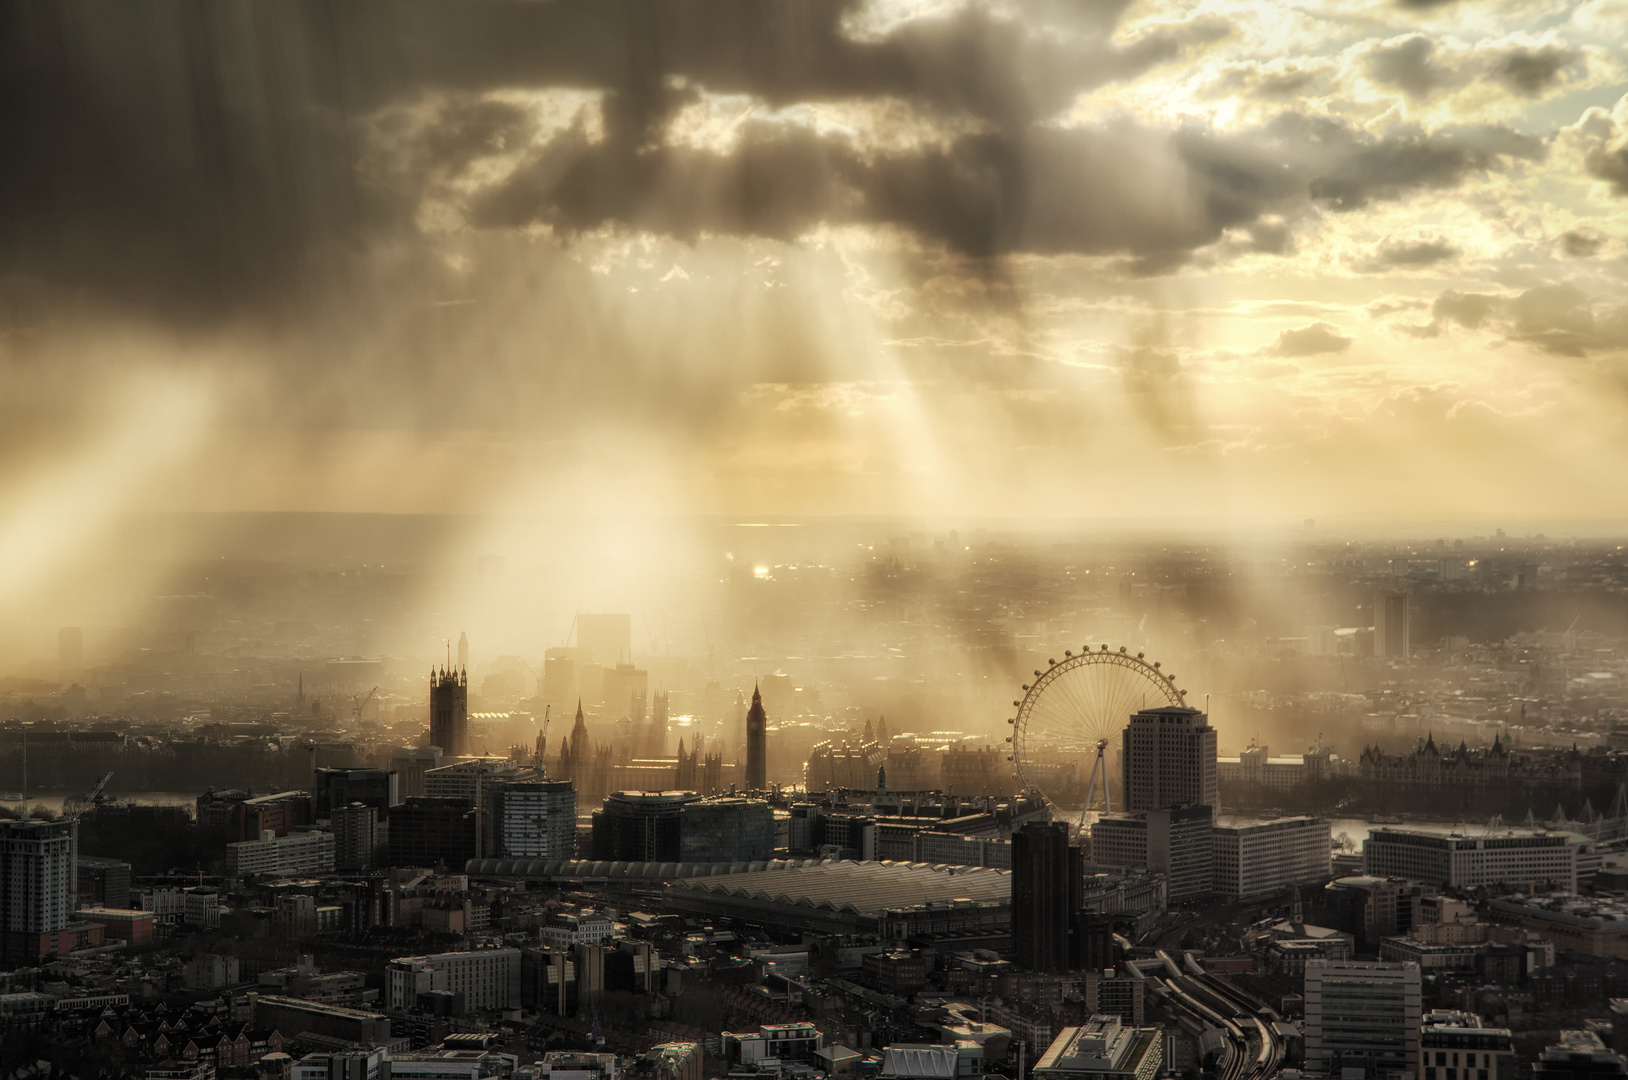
[1006,645,1186,821]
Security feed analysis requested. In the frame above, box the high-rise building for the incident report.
[457,631,469,671]
[678,797,774,862]
[314,768,399,817]
[387,797,477,869]
[1375,592,1410,658]
[1147,804,1214,900]
[542,648,585,714]
[76,855,131,909]
[593,791,700,862]
[1089,806,1213,901]
[1013,821,1076,973]
[57,627,83,669]
[491,780,577,859]
[389,948,523,1012]
[1212,816,1332,898]
[587,791,774,864]
[0,818,78,965]
[392,746,444,799]
[332,802,380,871]
[1304,959,1422,1078]
[1120,706,1217,812]
[429,666,469,758]
[745,684,768,791]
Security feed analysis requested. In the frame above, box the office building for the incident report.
[491,780,577,859]
[1033,1015,1163,1080]
[225,829,335,878]
[388,797,477,869]
[1534,1032,1628,1080]
[592,791,699,862]
[314,768,399,817]
[677,796,774,862]
[0,818,80,965]
[1365,827,1580,892]
[76,855,131,910]
[430,666,469,758]
[1304,959,1422,1078]
[1420,1010,1514,1080]
[391,746,444,799]
[1089,806,1212,901]
[1013,821,1075,973]
[745,685,767,791]
[1376,591,1410,659]
[1212,816,1331,898]
[590,791,772,863]
[1148,804,1213,900]
[1121,706,1217,812]
[543,648,584,714]
[387,948,523,1011]
[1326,876,1432,951]
[424,758,526,806]
[331,802,379,871]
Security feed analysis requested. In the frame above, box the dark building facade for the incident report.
[745,684,767,791]
[76,856,131,910]
[591,791,699,862]
[430,667,469,758]
[387,797,477,869]
[1013,820,1077,973]
[314,768,399,818]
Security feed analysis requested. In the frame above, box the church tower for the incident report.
[746,683,767,791]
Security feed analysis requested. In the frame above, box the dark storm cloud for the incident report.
[0,0,1559,335]
[1367,36,1450,100]
[1301,120,1544,210]
[1493,45,1580,97]
[1355,236,1459,271]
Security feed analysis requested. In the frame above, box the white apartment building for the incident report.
[0,819,77,937]
[1213,817,1332,898]
[226,830,335,878]
[1305,960,1421,1079]
[1365,828,1582,892]
[387,948,522,1012]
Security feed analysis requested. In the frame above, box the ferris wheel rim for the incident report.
[1007,646,1186,808]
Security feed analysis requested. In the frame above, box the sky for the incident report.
[3,0,1628,536]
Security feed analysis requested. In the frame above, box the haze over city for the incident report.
[3,2,1628,1078]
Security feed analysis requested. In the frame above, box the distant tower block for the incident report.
[746,684,768,791]
[457,632,469,671]
[1375,592,1410,658]
[430,666,469,757]
[57,627,83,669]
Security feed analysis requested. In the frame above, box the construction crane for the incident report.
[352,685,378,726]
[536,704,552,776]
[65,771,115,819]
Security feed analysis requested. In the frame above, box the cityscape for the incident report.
[4,523,1628,1080]
[6,0,1628,1079]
